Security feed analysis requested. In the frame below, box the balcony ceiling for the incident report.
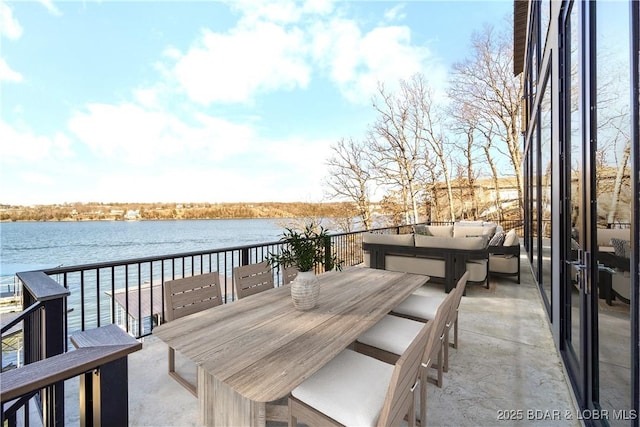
[513,0,529,76]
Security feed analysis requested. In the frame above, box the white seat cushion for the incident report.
[392,294,444,321]
[356,315,425,356]
[291,349,394,427]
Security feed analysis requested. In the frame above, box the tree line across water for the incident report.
[0,202,361,222]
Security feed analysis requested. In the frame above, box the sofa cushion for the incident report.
[453,224,496,238]
[489,254,519,274]
[466,259,488,282]
[414,235,487,250]
[386,255,446,277]
[414,225,453,237]
[363,233,414,246]
[456,220,484,227]
[597,228,630,247]
[503,229,519,247]
[612,270,631,301]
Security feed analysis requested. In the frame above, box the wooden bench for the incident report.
[1,324,141,426]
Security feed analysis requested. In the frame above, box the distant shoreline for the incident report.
[0,201,356,223]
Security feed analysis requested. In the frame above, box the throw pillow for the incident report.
[610,238,631,259]
[413,225,429,235]
[570,238,581,250]
[489,230,506,246]
[503,229,518,246]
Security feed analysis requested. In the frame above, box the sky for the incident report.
[0,0,513,205]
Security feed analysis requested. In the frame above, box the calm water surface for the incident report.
[0,219,288,278]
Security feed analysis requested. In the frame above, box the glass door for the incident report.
[562,0,588,402]
[562,3,633,422]
[593,1,632,423]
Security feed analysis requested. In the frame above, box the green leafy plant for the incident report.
[267,222,342,272]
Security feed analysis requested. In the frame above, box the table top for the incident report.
[153,266,429,402]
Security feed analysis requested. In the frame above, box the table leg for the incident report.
[198,367,266,427]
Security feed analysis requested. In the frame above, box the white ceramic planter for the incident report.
[290,271,320,310]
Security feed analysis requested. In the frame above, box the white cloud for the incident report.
[384,4,406,22]
[0,1,22,39]
[0,120,71,161]
[226,0,334,25]
[67,103,255,165]
[134,88,159,108]
[37,0,62,16]
[172,22,310,105]
[0,58,23,83]
[168,1,441,106]
[308,18,441,104]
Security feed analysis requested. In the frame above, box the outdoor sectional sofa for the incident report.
[362,223,522,293]
[487,228,521,283]
[595,228,631,304]
[363,226,490,293]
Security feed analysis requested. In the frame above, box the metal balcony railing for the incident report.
[1,219,522,426]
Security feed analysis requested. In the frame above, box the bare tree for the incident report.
[369,74,446,224]
[448,24,523,217]
[448,103,483,219]
[324,138,374,230]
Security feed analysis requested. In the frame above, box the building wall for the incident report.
[516,1,639,425]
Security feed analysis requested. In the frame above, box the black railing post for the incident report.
[16,271,69,427]
[323,236,332,271]
[42,296,66,426]
[241,247,250,266]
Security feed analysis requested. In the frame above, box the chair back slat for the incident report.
[282,266,299,285]
[234,262,274,299]
[448,271,469,325]
[377,321,433,426]
[164,272,223,322]
[423,286,456,367]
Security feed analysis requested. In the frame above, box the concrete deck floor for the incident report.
[60,254,581,427]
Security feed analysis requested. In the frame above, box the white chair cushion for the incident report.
[392,294,444,321]
[357,315,424,356]
[291,349,394,427]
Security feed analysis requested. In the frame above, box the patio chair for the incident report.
[233,261,274,299]
[391,271,469,371]
[164,272,223,396]
[353,288,456,425]
[289,319,434,427]
[232,261,288,421]
[282,266,299,285]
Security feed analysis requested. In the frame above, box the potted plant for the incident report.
[267,221,341,310]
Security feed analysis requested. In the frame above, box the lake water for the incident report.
[0,219,290,280]
[0,218,315,369]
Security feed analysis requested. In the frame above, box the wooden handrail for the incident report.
[16,271,69,302]
[1,324,141,425]
[1,345,135,403]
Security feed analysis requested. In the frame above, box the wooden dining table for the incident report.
[153,266,429,427]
